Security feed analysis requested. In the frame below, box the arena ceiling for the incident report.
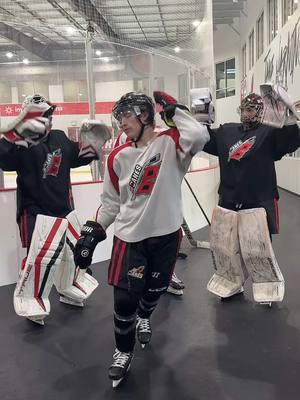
[0,0,245,62]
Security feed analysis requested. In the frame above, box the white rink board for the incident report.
[0,166,219,286]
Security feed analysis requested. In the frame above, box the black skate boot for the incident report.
[167,272,185,296]
[136,316,152,348]
[109,349,133,388]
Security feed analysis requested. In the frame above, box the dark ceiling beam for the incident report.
[0,22,53,61]
[67,0,119,39]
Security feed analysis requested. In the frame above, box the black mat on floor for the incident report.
[1,189,300,400]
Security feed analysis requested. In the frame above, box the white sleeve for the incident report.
[95,156,120,230]
[172,107,210,167]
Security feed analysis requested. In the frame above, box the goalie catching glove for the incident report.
[74,221,107,269]
[153,91,190,128]
[79,119,111,160]
[0,94,56,147]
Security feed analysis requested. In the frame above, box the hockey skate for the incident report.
[136,316,152,348]
[109,349,133,388]
[167,272,185,296]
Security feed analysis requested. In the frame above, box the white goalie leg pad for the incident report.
[14,215,68,320]
[207,206,248,298]
[54,210,99,302]
[238,208,284,303]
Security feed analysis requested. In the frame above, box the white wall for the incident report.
[214,2,300,125]
[0,166,219,287]
[276,157,300,195]
[214,22,241,124]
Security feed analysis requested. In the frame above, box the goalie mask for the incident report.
[0,94,56,147]
[112,92,155,145]
[238,93,264,131]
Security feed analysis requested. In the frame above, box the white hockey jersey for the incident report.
[96,108,209,242]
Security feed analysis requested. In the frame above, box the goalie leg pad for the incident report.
[14,215,68,320]
[54,210,99,302]
[207,206,248,298]
[238,208,284,303]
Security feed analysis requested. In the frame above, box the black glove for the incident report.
[153,91,189,128]
[74,221,107,269]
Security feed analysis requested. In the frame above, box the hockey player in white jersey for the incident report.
[114,130,185,296]
[0,94,111,325]
[74,91,209,387]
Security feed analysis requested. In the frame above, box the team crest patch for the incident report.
[228,136,256,161]
[128,266,145,279]
[43,148,62,178]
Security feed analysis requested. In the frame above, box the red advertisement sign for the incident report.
[0,101,115,117]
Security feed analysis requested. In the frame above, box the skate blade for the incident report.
[112,378,122,388]
[166,287,183,296]
[111,362,132,388]
[27,317,45,326]
[141,343,146,349]
[59,296,84,307]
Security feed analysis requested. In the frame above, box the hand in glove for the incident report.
[74,221,107,269]
[153,91,189,128]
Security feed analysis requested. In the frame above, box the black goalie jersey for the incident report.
[0,130,96,221]
[204,122,300,204]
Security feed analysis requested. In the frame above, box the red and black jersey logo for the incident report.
[228,136,256,161]
[129,153,161,200]
[42,148,62,178]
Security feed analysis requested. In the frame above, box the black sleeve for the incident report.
[62,133,98,168]
[203,126,219,156]
[272,124,300,161]
[0,138,19,171]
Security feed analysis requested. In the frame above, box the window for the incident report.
[242,44,247,78]
[216,58,236,99]
[17,81,49,103]
[268,0,278,43]
[63,80,88,102]
[0,82,12,103]
[256,12,264,60]
[248,29,255,69]
[282,0,298,25]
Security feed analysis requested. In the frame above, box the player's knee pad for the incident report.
[14,215,68,319]
[53,210,99,302]
[238,208,284,303]
[207,206,248,298]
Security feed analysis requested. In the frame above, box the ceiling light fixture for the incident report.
[6,52,14,59]
[174,46,181,53]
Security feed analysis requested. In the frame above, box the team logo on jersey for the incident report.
[128,266,145,279]
[228,136,256,161]
[129,153,161,199]
[42,148,62,178]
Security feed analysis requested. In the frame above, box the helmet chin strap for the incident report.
[132,118,147,147]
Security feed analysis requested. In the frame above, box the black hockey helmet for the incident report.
[112,92,155,126]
